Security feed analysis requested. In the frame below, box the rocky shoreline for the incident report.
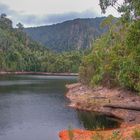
[66,83,140,126]
[59,83,140,140]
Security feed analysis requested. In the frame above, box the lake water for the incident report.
[0,75,120,140]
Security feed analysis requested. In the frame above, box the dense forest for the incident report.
[79,0,140,92]
[0,14,82,73]
[25,17,106,52]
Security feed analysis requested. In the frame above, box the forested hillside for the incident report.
[0,14,82,73]
[80,0,140,93]
[25,17,106,52]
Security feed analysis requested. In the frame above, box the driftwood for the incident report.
[104,104,140,111]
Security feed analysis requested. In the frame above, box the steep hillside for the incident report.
[25,17,106,52]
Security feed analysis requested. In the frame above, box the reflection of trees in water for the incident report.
[77,111,121,130]
[0,75,77,93]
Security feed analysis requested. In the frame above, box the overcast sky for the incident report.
[0,0,122,27]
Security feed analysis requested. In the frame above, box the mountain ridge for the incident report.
[25,17,107,52]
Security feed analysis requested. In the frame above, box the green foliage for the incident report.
[40,51,82,73]
[80,15,140,92]
[80,0,140,92]
[0,14,83,73]
[99,0,140,22]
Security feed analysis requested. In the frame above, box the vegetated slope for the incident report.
[25,17,106,52]
[0,14,82,73]
[0,14,47,72]
[79,15,140,93]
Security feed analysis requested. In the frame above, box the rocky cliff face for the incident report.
[25,17,106,52]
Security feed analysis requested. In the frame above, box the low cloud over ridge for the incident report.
[0,3,99,27]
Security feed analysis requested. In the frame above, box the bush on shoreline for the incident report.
[79,16,140,93]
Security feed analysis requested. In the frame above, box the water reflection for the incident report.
[0,75,81,140]
[0,75,120,140]
[77,111,121,130]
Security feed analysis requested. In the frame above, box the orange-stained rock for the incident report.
[59,125,140,140]
[59,129,94,140]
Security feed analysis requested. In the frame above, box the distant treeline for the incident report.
[0,13,83,73]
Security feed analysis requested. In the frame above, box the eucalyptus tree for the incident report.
[99,0,140,21]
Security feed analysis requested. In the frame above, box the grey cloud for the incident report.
[43,10,99,24]
[0,3,22,26]
[0,3,100,27]
[21,10,100,27]
[0,3,18,16]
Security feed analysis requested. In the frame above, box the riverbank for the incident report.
[0,71,78,76]
[59,124,140,140]
[65,83,140,126]
[59,83,140,140]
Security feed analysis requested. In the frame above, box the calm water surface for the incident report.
[0,75,119,140]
